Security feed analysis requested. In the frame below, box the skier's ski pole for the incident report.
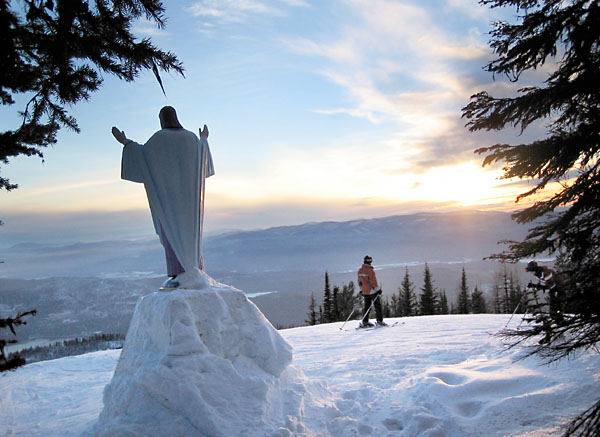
[504,299,521,328]
[363,292,381,320]
[340,301,362,331]
[351,291,381,329]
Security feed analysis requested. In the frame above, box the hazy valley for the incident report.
[1,210,536,344]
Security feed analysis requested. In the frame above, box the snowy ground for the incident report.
[1,314,599,436]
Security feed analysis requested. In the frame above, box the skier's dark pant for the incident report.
[362,293,383,324]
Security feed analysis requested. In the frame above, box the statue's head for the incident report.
[159,106,183,129]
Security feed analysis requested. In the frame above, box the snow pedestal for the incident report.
[94,283,320,437]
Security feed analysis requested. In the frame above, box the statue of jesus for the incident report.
[112,106,215,290]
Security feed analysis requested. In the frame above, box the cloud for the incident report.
[133,23,170,38]
[283,0,551,179]
[284,1,493,133]
[1,178,148,213]
[186,0,308,24]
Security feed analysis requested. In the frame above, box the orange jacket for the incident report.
[357,263,379,295]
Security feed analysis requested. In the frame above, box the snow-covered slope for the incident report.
[94,285,311,436]
[1,313,598,436]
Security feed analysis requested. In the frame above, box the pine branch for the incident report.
[1,0,185,191]
[0,310,37,335]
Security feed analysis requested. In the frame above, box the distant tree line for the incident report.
[307,264,527,325]
[306,273,362,325]
[8,333,125,365]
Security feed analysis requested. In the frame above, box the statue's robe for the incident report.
[121,128,214,274]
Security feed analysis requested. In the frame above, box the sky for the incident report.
[0,0,555,245]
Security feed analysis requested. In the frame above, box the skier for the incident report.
[525,261,566,344]
[357,255,387,328]
[525,261,564,323]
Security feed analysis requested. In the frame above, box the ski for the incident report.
[343,321,402,332]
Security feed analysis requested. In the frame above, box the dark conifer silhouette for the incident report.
[337,281,361,322]
[471,287,488,314]
[322,272,333,323]
[438,291,449,315]
[457,268,470,314]
[463,1,600,434]
[306,293,318,326]
[332,286,340,322]
[0,310,36,371]
[399,267,417,316]
[419,264,437,316]
[1,0,184,191]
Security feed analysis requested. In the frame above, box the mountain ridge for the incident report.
[0,209,528,278]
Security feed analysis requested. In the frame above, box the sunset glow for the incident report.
[0,0,550,243]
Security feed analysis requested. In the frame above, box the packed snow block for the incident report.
[94,283,295,437]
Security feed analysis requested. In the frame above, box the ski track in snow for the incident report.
[1,314,599,436]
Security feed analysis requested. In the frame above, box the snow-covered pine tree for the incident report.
[463,1,600,434]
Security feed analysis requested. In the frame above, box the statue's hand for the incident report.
[111,127,128,145]
[199,124,209,138]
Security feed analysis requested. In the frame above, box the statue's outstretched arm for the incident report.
[199,124,209,138]
[111,126,131,145]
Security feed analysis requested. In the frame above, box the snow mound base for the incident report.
[93,283,327,436]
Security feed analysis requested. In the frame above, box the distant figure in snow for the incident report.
[357,256,387,328]
[112,106,215,290]
[525,261,564,324]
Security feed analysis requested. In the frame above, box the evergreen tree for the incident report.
[1,0,184,191]
[337,281,360,321]
[471,287,488,314]
[306,293,318,326]
[1,310,36,371]
[438,291,449,315]
[390,292,401,317]
[322,272,333,323]
[494,264,523,314]
[508,271,524,313]
[381,296,392,318]
[332,285,340,322]
[463,1,600,434]
[490,273,503,314]
[399,267,417,316]
[419,264,437,316]
[501,266,511,314]
[457,268,471,314]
